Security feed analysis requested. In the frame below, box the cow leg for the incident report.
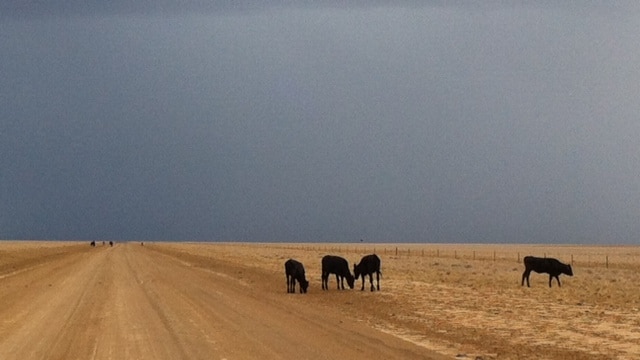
[548,274,553,287]
[321,273,327,290]
[287,275,290,293]
[522,270,530,287]
[376,271,380,290]
[369,273,374,291]
[555,275,561,287]
[360,275,365,291]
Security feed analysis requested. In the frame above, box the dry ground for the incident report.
[1,241,639,359]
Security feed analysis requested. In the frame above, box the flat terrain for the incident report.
[1,242,639,359]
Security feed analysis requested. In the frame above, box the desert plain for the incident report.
[0,241,639,360]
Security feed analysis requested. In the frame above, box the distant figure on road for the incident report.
[109,241,113,247]
[90,241,95,247]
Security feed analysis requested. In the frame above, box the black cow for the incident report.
[521,256,573,288]
[354,254,381,291]
[285,259,309,294]
[321,255,354,290]
[90,241,95,247]
[109,241,113,247]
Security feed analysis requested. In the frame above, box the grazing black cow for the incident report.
[109,241,113,247]
[90,241,95,247]
[521,256,573,288]
[321,255,354,290]
[284,259,309,294]
[354,254,381,291]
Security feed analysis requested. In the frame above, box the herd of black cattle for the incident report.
[90,240,113,247]
[285,254,382,294]
[87,242,574,292]
[284,254,574,294]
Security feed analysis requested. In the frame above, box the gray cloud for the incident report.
[2,1,631,19]
[0,1,405,19]
[2,4,640,243]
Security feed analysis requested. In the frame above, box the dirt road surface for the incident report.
[0,242,447,360]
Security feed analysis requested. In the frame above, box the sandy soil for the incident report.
[0,241,446,360]
[1,241,639,359]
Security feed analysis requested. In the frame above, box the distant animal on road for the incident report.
[521,256,573,287]
[109,241,113,247]
[354,254,381,291]
[321,255,354,290]
[90,241,95,247]
[284,259,309,294]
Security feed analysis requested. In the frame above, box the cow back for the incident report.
[355,254,380,276]
[322,255,349,276]
[285,259,304,277]
[524,256,572,276]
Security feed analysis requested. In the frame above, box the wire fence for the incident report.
[257,243,640,270]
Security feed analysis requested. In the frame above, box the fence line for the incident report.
[262,244,639,269]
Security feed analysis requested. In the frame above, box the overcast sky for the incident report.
[2,2,639,243]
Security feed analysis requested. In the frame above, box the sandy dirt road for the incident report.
[0,242,446,360]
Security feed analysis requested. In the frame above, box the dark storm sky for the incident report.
[2,2,640,243]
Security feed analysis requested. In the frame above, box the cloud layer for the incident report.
[2,3,640,243]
